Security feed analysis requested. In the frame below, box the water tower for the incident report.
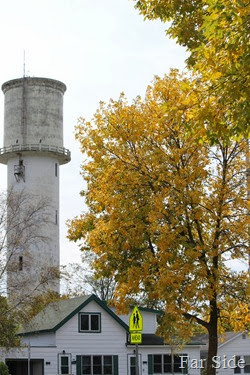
[0,77,70,301]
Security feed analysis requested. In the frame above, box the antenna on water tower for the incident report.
[23,50,26,78]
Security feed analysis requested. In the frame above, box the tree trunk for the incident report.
[207,299,218,375]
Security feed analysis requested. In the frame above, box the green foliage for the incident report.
[0,363,10,375]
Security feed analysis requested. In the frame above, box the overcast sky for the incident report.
[0,0,188,267]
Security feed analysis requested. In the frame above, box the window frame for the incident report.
[79,312,101,333]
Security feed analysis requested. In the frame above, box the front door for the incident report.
[128,354,141,375]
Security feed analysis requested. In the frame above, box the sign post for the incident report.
[28,340,30,375]
[129,306,143,375]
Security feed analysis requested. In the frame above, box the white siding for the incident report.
[22,332,56,346]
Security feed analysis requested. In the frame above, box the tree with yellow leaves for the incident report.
[68,71,249,375]
[133,0,250,139]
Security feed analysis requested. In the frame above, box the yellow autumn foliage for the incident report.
[68,71,248,366]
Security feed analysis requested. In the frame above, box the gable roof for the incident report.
[19,294,129,336]
[130,306,163,315]
[218,332,245,349]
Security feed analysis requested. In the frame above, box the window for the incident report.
[234,356,250,374]
[81,355,113,375]
[55,210,58,224]
[235,357,242,374]
[14,160,25,182]
[152,354,187,374]
[18,256,23,271]
[244,356,250,374]
[130,356,136,375]
[59,354,71,375]
[154,355,162,373]
[79,313,101,332]
[55,163,58,177]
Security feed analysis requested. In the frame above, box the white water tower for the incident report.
[0,77,70,300]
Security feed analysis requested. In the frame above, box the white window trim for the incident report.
[79,312,101,333]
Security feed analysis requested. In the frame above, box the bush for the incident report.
[0,362,10,375]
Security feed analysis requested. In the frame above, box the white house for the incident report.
[193,332,250,375]
[1,294,202,375]
[216,332,250,375]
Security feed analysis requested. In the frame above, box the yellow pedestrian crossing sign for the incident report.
[129,306,143,332]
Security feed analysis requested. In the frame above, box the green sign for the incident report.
[130,332,142,344]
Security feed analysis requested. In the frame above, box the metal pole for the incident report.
[135,344,139,375]
[28,340,30,375]
[246,139,249,272]
[171,346,174,375]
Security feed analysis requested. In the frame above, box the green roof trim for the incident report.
[19,294,129,336]
[131,306,163,314]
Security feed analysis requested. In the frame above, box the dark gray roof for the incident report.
[126,334,164,346]
[141,334,164,345]
[126,334,203,346]
[19,294,129,335]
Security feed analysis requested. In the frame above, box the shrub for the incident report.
[0,362,10,375]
